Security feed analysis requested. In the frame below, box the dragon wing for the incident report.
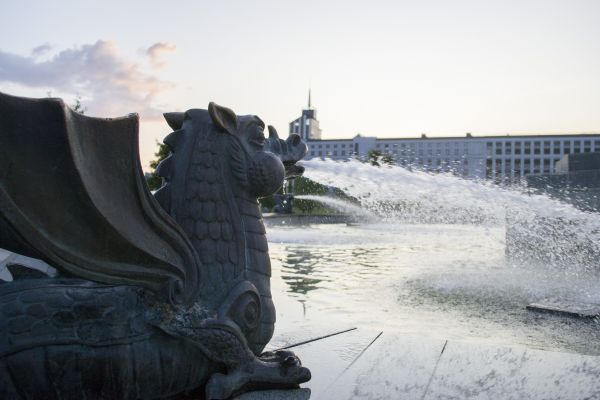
[0,92,200,305]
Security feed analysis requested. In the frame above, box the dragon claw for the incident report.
[204,351,311,399]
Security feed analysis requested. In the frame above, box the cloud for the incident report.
[146,42,176,68]
[31,43,52,56]
[0,40,175,118]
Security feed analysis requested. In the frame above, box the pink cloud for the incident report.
[0,40,175,118]
[146,42,176,68]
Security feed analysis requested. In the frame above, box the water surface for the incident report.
[267,222,600,356]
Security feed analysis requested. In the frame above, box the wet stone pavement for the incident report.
[236,327,600,400]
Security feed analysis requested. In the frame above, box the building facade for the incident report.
[303,134,600,182]
[289,102,600,182]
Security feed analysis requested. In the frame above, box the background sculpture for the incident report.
[0,92,310,399]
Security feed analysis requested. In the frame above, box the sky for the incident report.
[1,0,599,169]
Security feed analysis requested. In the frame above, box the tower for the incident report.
[289,90,322,141]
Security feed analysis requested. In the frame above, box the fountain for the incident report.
[2,91,599,399]
[253,158,600,399]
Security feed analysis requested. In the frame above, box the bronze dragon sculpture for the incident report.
[0,92,310,399]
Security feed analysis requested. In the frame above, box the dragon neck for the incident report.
[156,123,276,350]
[173,138,272,308]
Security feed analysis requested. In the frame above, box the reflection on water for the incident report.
[279,248,323,295]
[267,223,600,356]
[278,246,393,296]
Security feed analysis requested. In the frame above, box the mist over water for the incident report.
[267,159,600,355]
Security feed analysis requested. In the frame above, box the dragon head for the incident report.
[207,102,307,198]
[264,126,307,179]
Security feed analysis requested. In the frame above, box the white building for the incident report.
[303,134,600,182]
[289,102,600,182]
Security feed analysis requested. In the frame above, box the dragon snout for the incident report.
[266,127,307,179]
[285,133,306,158]
[284,162,305,178]
[288,133,301,147]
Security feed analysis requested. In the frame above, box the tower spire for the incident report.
[308,88,312,109]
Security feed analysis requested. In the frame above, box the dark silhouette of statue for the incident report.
[0,92,310,399]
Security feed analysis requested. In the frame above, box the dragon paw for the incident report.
[204,350,311,399]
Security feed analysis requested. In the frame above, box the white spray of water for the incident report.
[300,159,600,270]
[294,194,376,219]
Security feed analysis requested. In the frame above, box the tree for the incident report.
[380,152,395,166]
[367,150,382,166]
[367,150,395,166]
[72,95,87,114]
[146,141,170,190]
[46,92,87,114]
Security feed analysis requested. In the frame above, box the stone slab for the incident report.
[289,328,383,396]
[425,340,600,400]
[240,331,600,400]
[319,333,447,400]
[527,299,600,318]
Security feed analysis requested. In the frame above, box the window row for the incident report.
[487,140,599,156]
